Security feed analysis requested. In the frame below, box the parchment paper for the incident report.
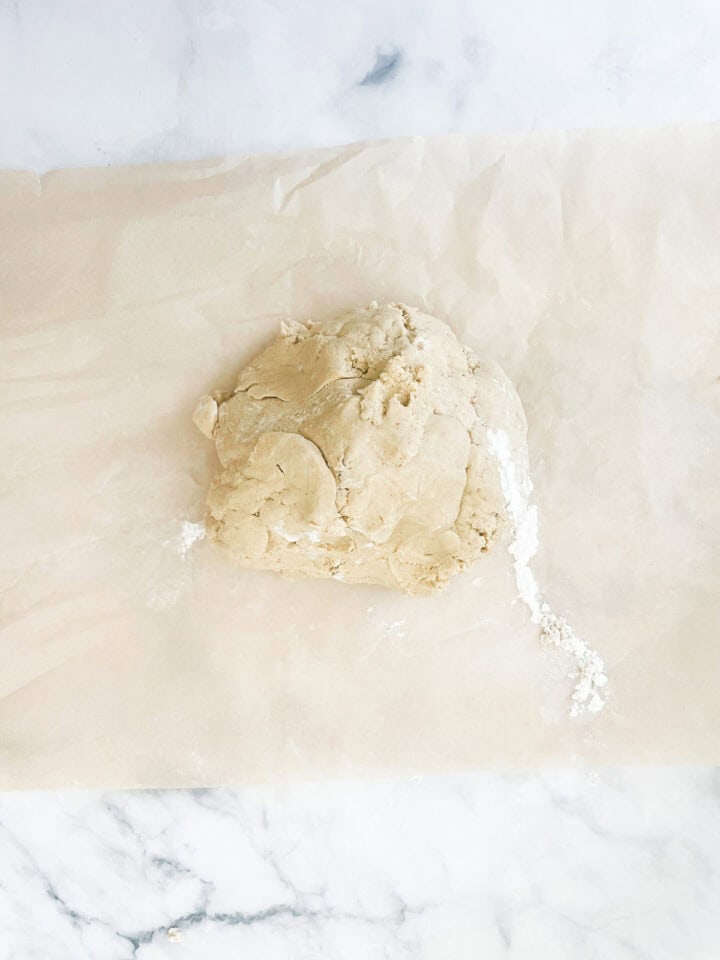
[2,127,719,790]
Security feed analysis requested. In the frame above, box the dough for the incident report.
[194,303,526,596]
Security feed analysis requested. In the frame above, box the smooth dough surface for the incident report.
[194,303,526,596]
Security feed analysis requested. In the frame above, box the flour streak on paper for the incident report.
[488,430,608,717]
[146,521,206,610]
[178,520,206,557]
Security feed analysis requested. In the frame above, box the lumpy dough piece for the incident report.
[194,302,527,596]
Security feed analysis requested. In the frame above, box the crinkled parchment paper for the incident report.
[1,127,719,789]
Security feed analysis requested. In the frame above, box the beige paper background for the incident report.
[1,127,719,790]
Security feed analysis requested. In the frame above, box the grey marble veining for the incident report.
[2,769,720,959]
[2,2,720,957]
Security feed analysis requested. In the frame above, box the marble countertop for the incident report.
[3,0,720,172]
[2,769,719,959]
[2,2,720,957]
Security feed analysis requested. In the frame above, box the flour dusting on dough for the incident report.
[488,429,608,717]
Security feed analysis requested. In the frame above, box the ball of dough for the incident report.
[194,302,526,596]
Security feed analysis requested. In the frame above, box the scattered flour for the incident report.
[384,619,408,640]
[147,521,205,609]
[488,429,608,717]
[272,522,324,545]
[272,523,301,543]
[178,520,206,557]
[147,586,182,611]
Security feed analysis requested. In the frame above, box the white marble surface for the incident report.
[2,2,720,957]
[3,0,720,172]
[2,769,720,959]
